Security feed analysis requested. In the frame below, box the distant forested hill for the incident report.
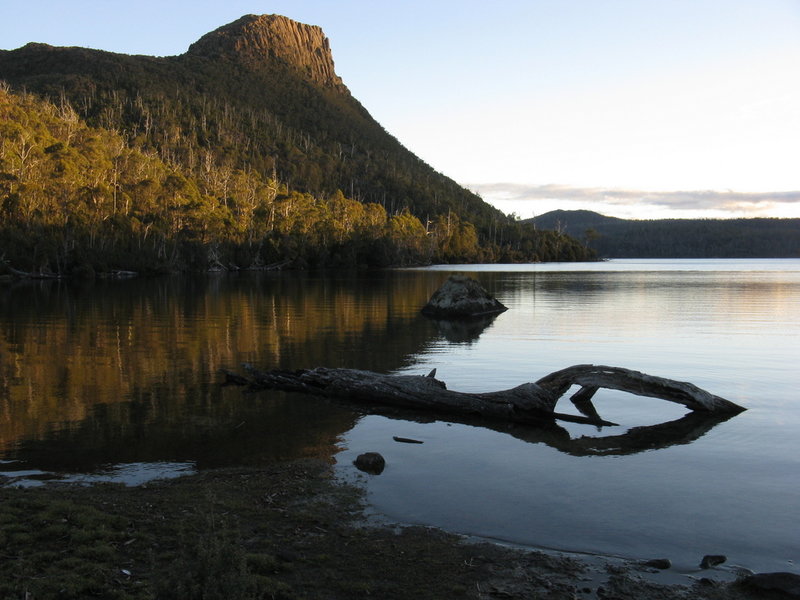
[529,210,800,258]
[0,14,593,275]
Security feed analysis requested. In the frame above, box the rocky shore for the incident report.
[0,460,791,599]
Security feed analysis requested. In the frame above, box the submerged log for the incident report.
[227,363,745,427]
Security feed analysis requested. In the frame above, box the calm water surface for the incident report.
[1,259,798,575]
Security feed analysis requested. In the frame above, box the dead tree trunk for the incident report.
[236,365,584,423]
[535,364,745,414]
[225,363,745,427]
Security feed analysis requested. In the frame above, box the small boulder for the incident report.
[421,275,507,319]
[741,572,800,598]
[641,558,672,570]
[700,555,727,569]
[353,452,386,475]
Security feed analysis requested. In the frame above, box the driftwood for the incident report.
[535,364,744,414]
[0,263,61,279]
[98,269,138,279]
[225,363,745,427]
[208,258,292,273]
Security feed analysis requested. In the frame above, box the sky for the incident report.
[2,0,799,220]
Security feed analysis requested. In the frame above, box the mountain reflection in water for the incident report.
[0,271,448,473]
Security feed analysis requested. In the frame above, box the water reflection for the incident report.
[554,411,739,456]
[334,401,736,458]
[342,262,800,574]
[6,389,357,473]
[423,314,499,344]
[1,268,772,471]
[2,261,799,574]
[0,272,451,471]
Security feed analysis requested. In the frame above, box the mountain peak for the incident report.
[187,14,344,89]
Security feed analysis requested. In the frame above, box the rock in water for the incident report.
[641,558,672,570]
[353,452,385,475]
[700,555,727,569]
[421,275,507,319]
[741,572,800,598]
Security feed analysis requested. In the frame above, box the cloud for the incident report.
[466,183,800,218]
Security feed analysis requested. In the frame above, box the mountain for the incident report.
[187,14,344,88]
[0,14,595,273]
[529,210,800,258]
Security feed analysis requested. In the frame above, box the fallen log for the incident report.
[225,363,745,428]
[0,263,61,279]
[236,364,584,424]
[536,364,745,414]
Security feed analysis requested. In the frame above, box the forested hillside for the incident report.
[0,14,593,275]
[530,210,800,258]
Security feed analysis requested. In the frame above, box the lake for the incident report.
[1,259,798,576]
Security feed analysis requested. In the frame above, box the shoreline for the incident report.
[348,473,759,590]
[0,460,774,599]
[355,501,755,593]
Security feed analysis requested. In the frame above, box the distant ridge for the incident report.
[529,210,624,231]
[528,210,800,258]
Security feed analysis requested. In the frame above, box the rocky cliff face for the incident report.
[187,14,345,90]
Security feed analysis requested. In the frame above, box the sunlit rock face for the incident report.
[421,275,508,319]
[188,14,345,90]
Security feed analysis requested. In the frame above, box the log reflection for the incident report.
[345,403,738,457]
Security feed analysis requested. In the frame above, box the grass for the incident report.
[0,460,764,599]
[0,461,480,599]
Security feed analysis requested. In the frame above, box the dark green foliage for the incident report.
[153,512,265,600]
[0,29,595,271]
[0,494,132,599]
[531,209,800,258]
